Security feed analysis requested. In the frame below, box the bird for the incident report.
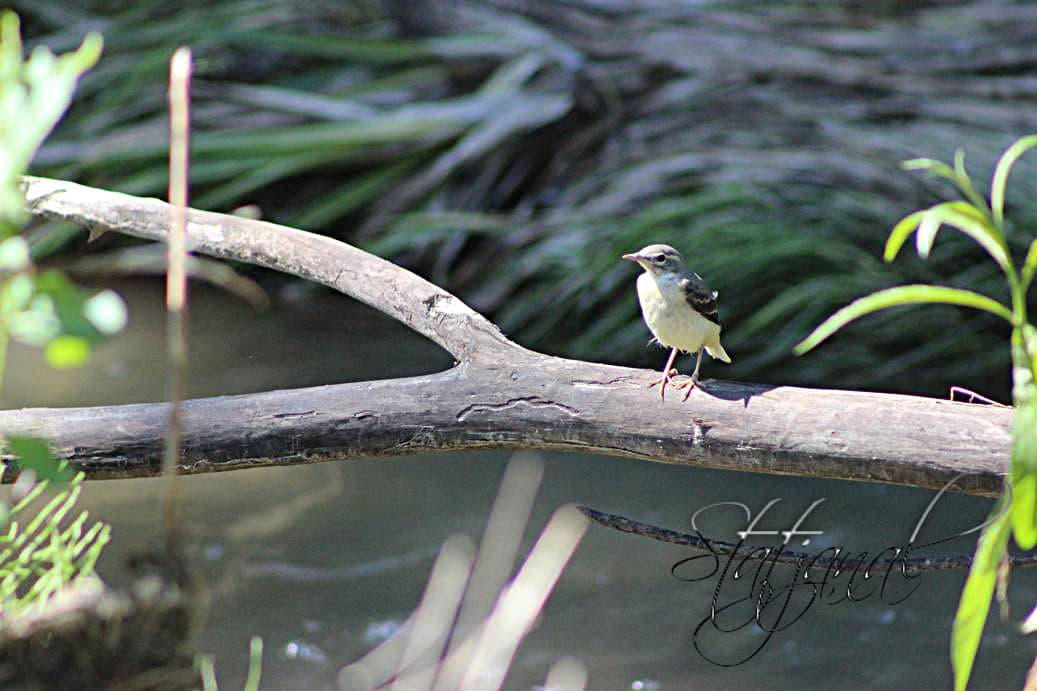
[622,244,731,400]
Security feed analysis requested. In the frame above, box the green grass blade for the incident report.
[952,149,992,215]
[198,655,218,691]
[929,203,1009,270]
[951,502,1011,691]
[244,636,263,691]
[915,208,942,259]
[74,524,109,577]
[884,210,925,262]
[293,156,423,230]
[1012,464,1037,550]
[226,30,431,63]
[1011,328,1037,548]
[1020,239,1037,293]
[794,285,1012,355]
[991,134,1037,228]
[903,155,987,213]
[886,201,1010,271]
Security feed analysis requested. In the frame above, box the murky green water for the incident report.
[3,279,1034,690]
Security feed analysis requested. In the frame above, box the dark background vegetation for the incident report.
[18,0,1037,399]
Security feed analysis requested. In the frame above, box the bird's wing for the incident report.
[678,272,721,326]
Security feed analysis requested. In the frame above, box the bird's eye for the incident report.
[653,254,666,263]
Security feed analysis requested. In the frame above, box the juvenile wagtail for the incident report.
[623,244,731,400]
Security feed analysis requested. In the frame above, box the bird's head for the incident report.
[622,244,686,275]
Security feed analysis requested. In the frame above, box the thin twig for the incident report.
[949,386,1009,407]
[163,47,191,551]
[578,506,1037,573]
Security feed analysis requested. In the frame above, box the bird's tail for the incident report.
[705,337,731,363]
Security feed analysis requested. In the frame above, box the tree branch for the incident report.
[10,176,1012,496]
[22,176,515,365]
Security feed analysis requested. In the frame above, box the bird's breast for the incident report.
[635,272,717,352]
[635,272,667,321]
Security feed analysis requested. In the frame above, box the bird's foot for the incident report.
[647,368,679,400]
[674,376,700,401]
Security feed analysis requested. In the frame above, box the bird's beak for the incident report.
[621,253,641,263]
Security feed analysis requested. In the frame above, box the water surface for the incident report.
[3,279,1033,690]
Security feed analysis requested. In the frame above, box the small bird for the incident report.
[622,244,731,400]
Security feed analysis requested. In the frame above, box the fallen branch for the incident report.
[10,176,1012,496]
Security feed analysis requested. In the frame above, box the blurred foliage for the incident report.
[5,436,74,483]
[0,11,100,231]
[797,137,1037,691]
[0,462,111,615]
[197,635,264,691]
[0,10,126,373]
[17,0,1037,398]
[0,12,115,617]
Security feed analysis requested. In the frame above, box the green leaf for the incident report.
[903,157,957,181]
[903,154,989,214]
[1011,325,1037,407]
[795,285,1013,355]
[5,436,73,483]
[952,148,967,180]
[883,201,1009,272]
[1022,239,1037,292]
[83,289,127,335]
[0,273,34,318]
[913,202,1009,271]
[952,149,992,214]
[1022,603,1037,635]
[1012,471,1037,550]
[44,335,90,369]
[951,503,1011,691]
[244,636,264,691]
[0,11,101,229]
[991,134,1037,228]
[34,271,100,340]
[884,210,925,262]
[1011,348,1037,549]
[7,294,60,346]
[0,236,29,271]
[915,208,942,259]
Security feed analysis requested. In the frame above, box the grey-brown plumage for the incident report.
[680,273,720,326]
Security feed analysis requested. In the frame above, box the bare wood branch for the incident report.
[11,176,1012,496]
[22,176,517,365]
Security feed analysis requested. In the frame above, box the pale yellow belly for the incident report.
[636,272,720,353]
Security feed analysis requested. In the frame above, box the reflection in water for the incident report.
[2,279,1033,690]
[246,549,439,583]
[337,454,590,691]
[224,467,345,544]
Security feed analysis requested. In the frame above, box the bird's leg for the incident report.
[675,348,704,401]
[647,347,680,400]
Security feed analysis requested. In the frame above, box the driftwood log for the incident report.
[8,176,1012,497]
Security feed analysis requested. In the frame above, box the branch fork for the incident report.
[7,176,1012,497]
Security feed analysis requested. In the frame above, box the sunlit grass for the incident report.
[0,470,111,616]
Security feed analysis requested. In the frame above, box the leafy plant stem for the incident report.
[0,327,9,393]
